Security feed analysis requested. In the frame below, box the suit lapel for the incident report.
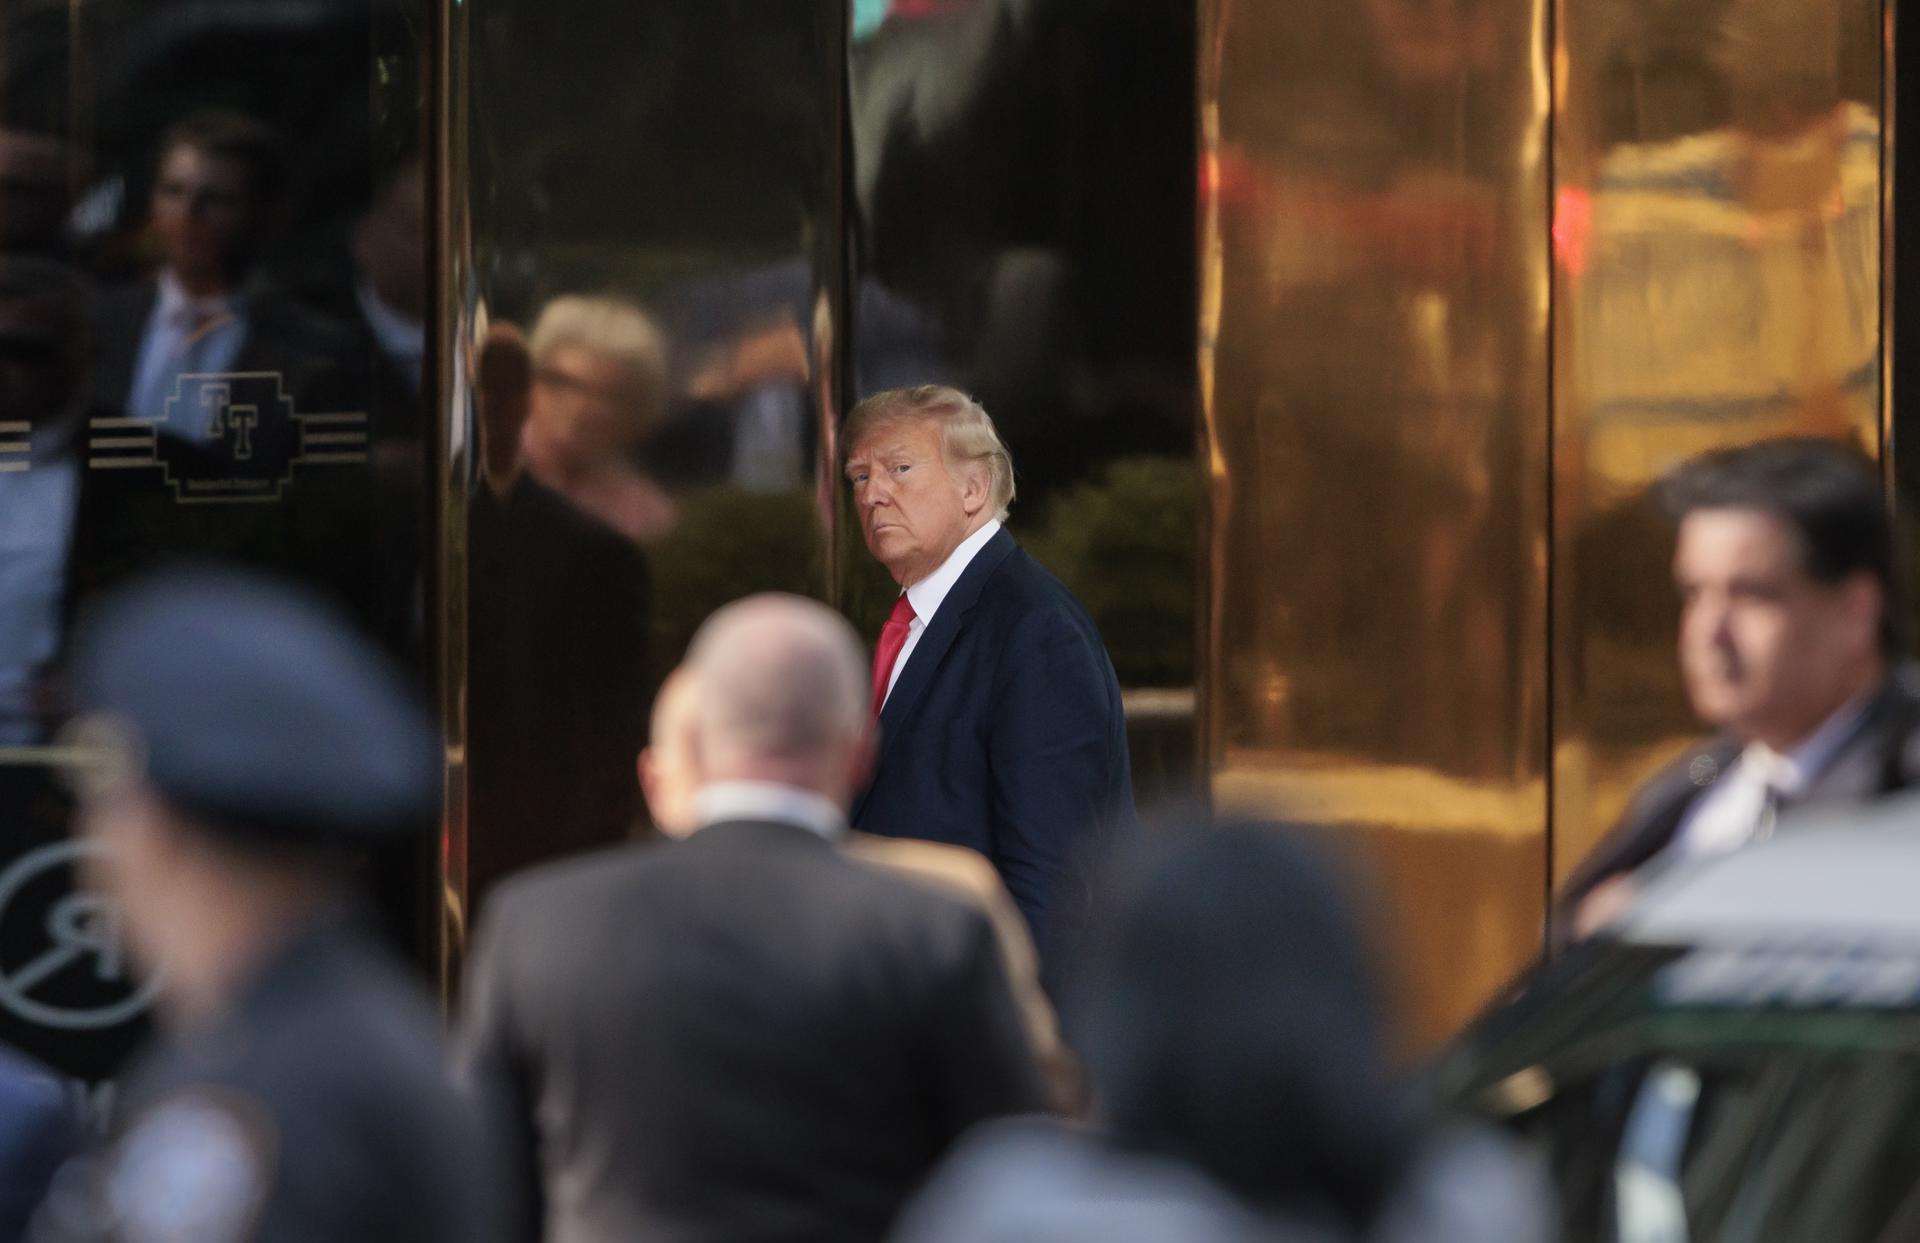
[853,529,1017,822]
[1797,677,1904,808]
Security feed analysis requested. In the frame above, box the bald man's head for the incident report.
[684,594,874,805]
[639,666,701,836]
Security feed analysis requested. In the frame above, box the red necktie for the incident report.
[871,594,917,718]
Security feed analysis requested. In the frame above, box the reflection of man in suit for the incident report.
[459,594,1045,1243]
[844,385,1134,966]
[350,157,426,409]
[465,324,651,908]
[93,110,353,430]
[1565,439,1920,935]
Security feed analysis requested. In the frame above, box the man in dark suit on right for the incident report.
[1563,437,1920,937]
[457,593,1046,1243]
[843,385,1135,969]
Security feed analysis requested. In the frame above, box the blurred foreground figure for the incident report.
[1564,439,1920,936]
[892,823,1553,1243]
[640,664,1078,1110]
[30,570,496,1243]
[1,1043,76,1240]
[459,593,1046,1243]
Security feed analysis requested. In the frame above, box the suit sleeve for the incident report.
[985,607,1122,956]
[453,901,545,1243]
[926,908,1050,1139]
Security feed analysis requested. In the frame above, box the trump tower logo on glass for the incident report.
[86,371,369,503]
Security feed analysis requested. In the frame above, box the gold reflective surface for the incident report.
[1201,0,1553,1046]
[1550,0,1887,888]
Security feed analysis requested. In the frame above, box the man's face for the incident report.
[149,145,259,282]
[846,418,986,586]
[530,344,644,461]
[1673,507,1879,747]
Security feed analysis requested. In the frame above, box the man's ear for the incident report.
[959,462,991,517]
[636,748,657,809]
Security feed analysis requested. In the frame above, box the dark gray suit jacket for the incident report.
[458,818,1048,1243]
[1561,667,1920,911]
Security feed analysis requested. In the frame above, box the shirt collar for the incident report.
[1740,692,1876,796]
[691,781,846,840]
[155,268,244,324]
[904,519,1000,625]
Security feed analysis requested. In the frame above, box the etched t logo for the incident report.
[199,384,258,460]
[227,404,258,460]
[201,382,229,440]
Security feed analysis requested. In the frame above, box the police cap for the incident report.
[67,567,437,846]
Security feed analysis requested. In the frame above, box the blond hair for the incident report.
[843,385,1016,522]
[529,294,669,430]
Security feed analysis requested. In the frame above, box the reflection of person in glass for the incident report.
[350,156,427,416]
[0,259,92,745]
[844,385,1134,971]
[466,321,652,908]
[93,110,353,433]
[521,295,675,544]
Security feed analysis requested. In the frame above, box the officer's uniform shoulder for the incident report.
[88,1085,284,1243]
[93,937,477,1243]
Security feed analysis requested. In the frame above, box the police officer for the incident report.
[28,568,497,1243]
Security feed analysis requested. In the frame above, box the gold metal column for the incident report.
[1202,0,1891,1045]
[1201,0,1554,1047]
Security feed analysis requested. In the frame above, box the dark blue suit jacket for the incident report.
[852,528,1136,960]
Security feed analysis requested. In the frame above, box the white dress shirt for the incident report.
[1675,695,1875,859]
[883,518,1001,707]
[691,780,847,840]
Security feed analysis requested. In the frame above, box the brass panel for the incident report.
[1201,0,1553,1046]
[1549,0,1887,890]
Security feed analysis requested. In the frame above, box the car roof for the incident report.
[1617,790,1920,948]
